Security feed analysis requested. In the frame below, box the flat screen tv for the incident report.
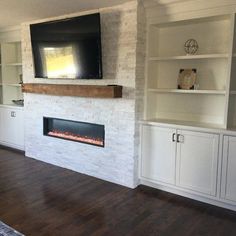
[30,13,102,79]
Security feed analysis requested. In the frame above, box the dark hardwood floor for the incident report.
[0,148,235,236]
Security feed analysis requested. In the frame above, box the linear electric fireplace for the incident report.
[43,117,105,147]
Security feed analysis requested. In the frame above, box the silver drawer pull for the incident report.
[177,134,184,143]
[172,133,176,142]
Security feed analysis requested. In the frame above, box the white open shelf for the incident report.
[3,63,22,66]
[144,14,234,129]
[148,88,226,95]
[0,41,23,106]
[0,83,21,87]
[149,53,229,61]
[148,59,227,91]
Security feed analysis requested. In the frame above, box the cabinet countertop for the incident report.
[140,119,236,136]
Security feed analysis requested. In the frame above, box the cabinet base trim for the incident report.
[140,179,236,212]
[0,141,24,151]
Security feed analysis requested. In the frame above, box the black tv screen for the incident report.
[30,13,102,79]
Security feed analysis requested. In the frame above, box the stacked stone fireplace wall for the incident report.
[22,1,145,188]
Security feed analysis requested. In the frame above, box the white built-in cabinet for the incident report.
[0,28,24,150]
[140,124,236,210]
[141,125,219,196]
[141,12,236,211]
[221,136,236,203]
[0,106,24,150]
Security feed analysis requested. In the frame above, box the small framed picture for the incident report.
[178,69,197,90]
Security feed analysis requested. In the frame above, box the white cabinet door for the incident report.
[141,125,176,185]
[176,130,219,196]
[0,108,24,148]
[221,136,236,203]
[14,109,24,147]
[0,108,15,144]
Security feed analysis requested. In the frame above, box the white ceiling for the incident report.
[0,0,133,28]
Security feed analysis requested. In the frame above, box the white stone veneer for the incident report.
[22,1,145,188]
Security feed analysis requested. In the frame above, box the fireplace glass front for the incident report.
[43,117,105,147]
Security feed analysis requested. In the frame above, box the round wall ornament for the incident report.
[184,39,199,55]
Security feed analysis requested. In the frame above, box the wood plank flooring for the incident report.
[0,147,235,236]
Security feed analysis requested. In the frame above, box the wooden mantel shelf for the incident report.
[22,83,123,98]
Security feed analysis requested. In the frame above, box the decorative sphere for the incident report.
[184,39,199,55]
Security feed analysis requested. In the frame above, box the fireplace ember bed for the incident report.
[43,117,105,147]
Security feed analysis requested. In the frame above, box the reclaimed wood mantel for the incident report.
[21,83,123,98]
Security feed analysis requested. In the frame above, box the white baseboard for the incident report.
[140,179,236,212]
[0,141,24,151]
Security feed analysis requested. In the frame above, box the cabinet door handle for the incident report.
[11,111,16,117]
[177,134,184,143]
[172,133,176,142]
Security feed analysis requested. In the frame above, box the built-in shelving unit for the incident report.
[0,28,24,151]
[144,14,235,129]
[141,3,236,212]
[0,41,23,105]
